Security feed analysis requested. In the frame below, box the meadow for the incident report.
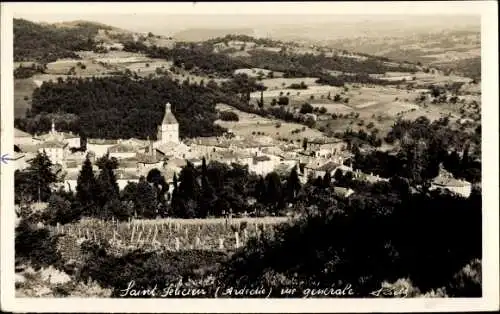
[14,78,37,118]
[215,103,324,140]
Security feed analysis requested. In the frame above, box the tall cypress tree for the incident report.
[76,156,97,215]
[136,176,157,218]
[323,171,332,188]
[147,168,168,208]
[286,166,301,201]
[255,176,266,204]
[199,157,215,217]
[177,162,200,217]
[95,153,119,219]
[265,172,282,212]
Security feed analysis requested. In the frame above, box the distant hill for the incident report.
[14,18,113,63]
[173,28,255,42]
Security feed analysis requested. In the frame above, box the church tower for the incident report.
[157,102,179,144]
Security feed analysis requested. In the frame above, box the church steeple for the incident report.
[162,102,178,125]
[51,119,56,134]
[157,102,179,145]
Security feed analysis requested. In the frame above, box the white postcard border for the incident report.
[1,1,498,312]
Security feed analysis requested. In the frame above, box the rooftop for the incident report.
[253,155,271,162]
[118,158,139,169]
[108,143,137,153]
[15,128,32,138]
[17,144,39,153]
[38,140,68,149]
[87,139,119,145]
[189,137,231,148]
[136,153,164,164]
[166,157,187,168]
[316,161,341,172]
[156,142,189,155]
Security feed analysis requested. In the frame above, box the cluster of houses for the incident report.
[14,101,472,200]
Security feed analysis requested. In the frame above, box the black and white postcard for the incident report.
[1,1,498,312]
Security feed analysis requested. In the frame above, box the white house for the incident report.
[108,142,138,159]
[38,140,68,166]
[430,166,472,198]
[248,155,280,176]
[307,138,347,158]
[87,139,118,158]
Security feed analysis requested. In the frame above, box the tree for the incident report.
[199,157,216,217]
[147,168,168,212]
[278,96,289,106]
[44,194,74,225]
[300,103,314,114]
[95,153,120,219]
[255,176,267,205]
[264,172,282,212]
[17,151,57,203]
[76,156,98,216]
[302,137,308,151]
[258,90,264,108]
[323,171,332,188]
[286,166,301,201]
[174,162,200,218]
[136,176,157,218]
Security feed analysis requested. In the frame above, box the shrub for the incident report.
[300,103,314,114]
[15,219,62,270]
[219,111,239,122]
[278,96,289,106]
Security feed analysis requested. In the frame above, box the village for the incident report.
[13,101,472,202]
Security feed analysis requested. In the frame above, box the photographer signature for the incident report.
[369,286,409,298]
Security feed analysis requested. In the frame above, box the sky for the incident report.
[13,13,480,38]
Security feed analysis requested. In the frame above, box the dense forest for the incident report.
[14,19,108,63]
[18,75,227,139]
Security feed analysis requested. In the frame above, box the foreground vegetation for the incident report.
[16,174,482,297]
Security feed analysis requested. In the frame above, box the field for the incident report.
[259,77,320,90]
[14,79,38,118]
[234,68,285,79]
[215,103,324,140]
[50,217,289,261]
[310,102,353,114]
[46,59,110,75]
[250,84,342,104]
